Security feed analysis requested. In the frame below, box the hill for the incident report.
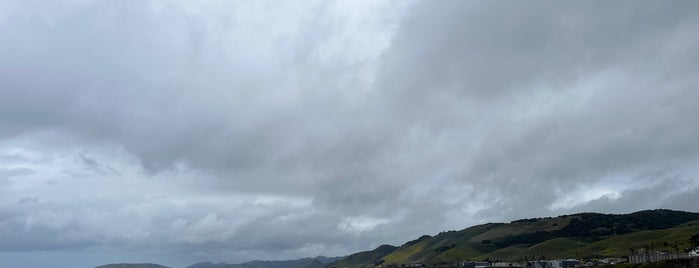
[331,209,699,266]
[188,256,343,268]
[95,264,170,268]
[96,210,699,268]
[333,244,398,267]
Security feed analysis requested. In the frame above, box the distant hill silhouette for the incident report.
[188,256,343,268]
[96,264,170,268]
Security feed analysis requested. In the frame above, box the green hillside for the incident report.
[332,209,699,267]
[333,244,398,267]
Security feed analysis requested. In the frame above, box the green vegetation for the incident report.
[333,245,398,267]
[572,221,699,258]
[332,209,699,267]
[691,233,699,247]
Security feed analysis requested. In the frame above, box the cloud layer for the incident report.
[1,0,699,267]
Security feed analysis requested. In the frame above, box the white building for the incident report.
[689,247,699,257]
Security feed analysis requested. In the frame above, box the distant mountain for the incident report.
[331,209,699,266]
[95,264,170,268]
[187,262,225,268]
[312,256,345,264]
[187,256,344,268]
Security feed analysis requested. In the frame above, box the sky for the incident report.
[1,0,699,267]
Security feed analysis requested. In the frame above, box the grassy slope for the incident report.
[333,245,398,267]
[382,240,428,264]
[574,220,699,258]
[382,219,570,264]
[377,211,699,265]
[469,217,570,243]
[335,210,699,266]
[478,238,587,261]
[476,220,699,262]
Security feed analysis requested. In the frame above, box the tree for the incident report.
[691,234,699,248]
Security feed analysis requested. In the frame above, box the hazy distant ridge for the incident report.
[96,264,171,268]
[187,256,343,268]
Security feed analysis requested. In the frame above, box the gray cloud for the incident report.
[0,0,698,267]
[373,0,699,219]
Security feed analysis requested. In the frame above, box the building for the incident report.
[689,247,699,257]
[599,258,627,264]
[491,262,522,267]
[526,259,580,268]
[458,261,490,268]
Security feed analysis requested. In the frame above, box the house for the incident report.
[458,261,490,268]
[599,258,626,264]
[491,262,522,267]
[527,260,580,268]
[689,247,699,257]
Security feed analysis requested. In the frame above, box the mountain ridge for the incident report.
[96,209,699,268]
[187,255,343,268]
[96,264,171,268]
[332,209,699,266]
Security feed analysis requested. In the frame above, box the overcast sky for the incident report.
[1,1,699,267]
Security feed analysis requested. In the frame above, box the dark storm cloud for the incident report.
[380,0,699,99]
[1,0,698,266]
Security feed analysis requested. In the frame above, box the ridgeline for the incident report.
[96,209,699,268]
[332,209,699,266]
